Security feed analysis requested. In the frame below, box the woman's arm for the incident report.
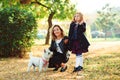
[49,40,54,51]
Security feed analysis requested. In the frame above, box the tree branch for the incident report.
[31,0,50,10]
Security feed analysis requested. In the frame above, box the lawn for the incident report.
[0,41,120,80]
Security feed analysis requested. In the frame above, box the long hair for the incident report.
[72,12,83,23]
[51,25,64,41]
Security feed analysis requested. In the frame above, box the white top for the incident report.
[55,39,63,53]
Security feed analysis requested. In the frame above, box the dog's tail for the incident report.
[29,52,33,58]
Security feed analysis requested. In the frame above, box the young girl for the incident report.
[48,25,69,72]
[68,12,90,72]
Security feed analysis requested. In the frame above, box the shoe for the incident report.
[53,67,59,71]
[72,66,83,72]
[72,67,77,72]
[60,66,67,72]
[77,66,83,71]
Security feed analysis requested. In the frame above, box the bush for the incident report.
[0,6,37,58]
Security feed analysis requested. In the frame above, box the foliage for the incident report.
[0,0,76,45]
[0,6,37,57]
[30,0,76,20]
[92,4,120,38]
[0,0,19,8]
[30,0,76,44]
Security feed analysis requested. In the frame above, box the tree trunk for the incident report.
[104,28,107,40]
[45,11,55,44]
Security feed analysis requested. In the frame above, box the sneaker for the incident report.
[53,67,59,71]
[72,67,77,72]
[60,66,67,72]
[72,66,83,72]
[77,66,83,70]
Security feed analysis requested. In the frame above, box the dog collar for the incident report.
[42,58,48,67]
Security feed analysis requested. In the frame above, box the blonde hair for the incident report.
[51,25,64,41]
[72,12,83,22]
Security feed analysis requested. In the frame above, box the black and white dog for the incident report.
[27,49,53,72]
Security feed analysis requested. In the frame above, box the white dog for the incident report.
[27,49,53,72]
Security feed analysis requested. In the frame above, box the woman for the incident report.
[48,25,69,72]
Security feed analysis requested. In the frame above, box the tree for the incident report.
[94,4,119,39]
[0,6,37,57]
[22,0,76,44]
[0,0,76,44]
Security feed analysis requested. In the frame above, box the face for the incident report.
[53,26,62,37]
[44,49,53,59]
[74,13,81,22]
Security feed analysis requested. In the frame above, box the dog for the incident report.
[27,49,53,72]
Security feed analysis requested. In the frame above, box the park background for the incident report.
[0,0,120,80]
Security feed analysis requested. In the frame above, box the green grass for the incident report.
[84,52,120,80]
[0,42,120,80]
[34,38,120,45]
[90,38,120,42]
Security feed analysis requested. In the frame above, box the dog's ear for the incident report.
[44,49,46,53]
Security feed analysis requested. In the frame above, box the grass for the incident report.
[90,37,120,42]
[84,53,120,80]
[0,42,120,80]
[34,38,120,45]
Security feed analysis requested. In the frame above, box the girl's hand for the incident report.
[79,20,84,25]
[64,39,68,44]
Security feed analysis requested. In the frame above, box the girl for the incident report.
[68,12,90,72]
[48,25,69,72]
